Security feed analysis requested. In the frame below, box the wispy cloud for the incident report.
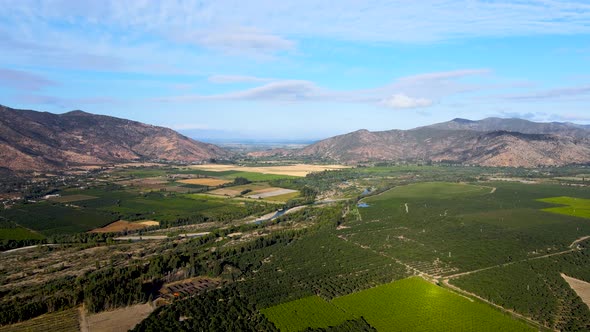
[156,69,489,108]
[2,1,590,73]
[502,85,590,101]
[380,94,433,109]
[0,68,56,91]
[186,28,295,55]
[14,94,118,108]
[208,75,276,84]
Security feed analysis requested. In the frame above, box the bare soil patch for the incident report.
[209,188,241,197]
[178,178,231,186]
[90,220,159,233]
[561,273,590,309]
[248,188,298,199]
[83,303,154,332]
[190,164,350,177]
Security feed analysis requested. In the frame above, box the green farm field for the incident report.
[333,278,533,332]
[261,296,353,332]
[111,167,296,182]
[0,227,45,241]
[0,186,278,236]
[263,278,534,332]
[538,196,590,219]
[341,182,590,275]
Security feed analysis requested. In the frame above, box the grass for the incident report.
[261,296,353,332]
[0,307,80,332]
[538,196,590,219]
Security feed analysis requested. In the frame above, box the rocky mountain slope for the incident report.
[0,105,231,171]
[286,118,590,167]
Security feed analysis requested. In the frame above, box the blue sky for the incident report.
[1,1,590,141]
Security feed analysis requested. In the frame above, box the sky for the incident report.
[1,1,590,141]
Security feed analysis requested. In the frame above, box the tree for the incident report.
[233,177,251,186]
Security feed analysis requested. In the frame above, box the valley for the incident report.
[1,160,589,331]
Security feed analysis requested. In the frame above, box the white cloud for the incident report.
[157,69,488,107]
[380,94,433,109]
[7,1,590,43]
[190,28,295,54]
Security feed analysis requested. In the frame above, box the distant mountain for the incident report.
[426,117,590,138]
[288,118,590,167]
[0,105,231,171]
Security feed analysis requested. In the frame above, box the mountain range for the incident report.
[254,118,590,167]
[1,105,589,171]
[0,105,230,172]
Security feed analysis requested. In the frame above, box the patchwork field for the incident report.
[190,164,350,177]
[261,296,353,332]
[208,182,298,200]
[0,185,277,236]
[177,178,231,186]
[262,278,533,332]
[538,196,590,219]
[90,220,159,233]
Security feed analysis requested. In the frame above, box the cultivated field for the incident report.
[261,296,353,332]
[538,196,590,219]
[90,220,159,233]
[82,303,154,332]
[451,248,590,331]
[177,178,231,186]
[332,278,533,332]
[208,182,299,200]
[262,278,533,332]
[0,308,80,332]
[190,164,350,177]
[48,195,98,203]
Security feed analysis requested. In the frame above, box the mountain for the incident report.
[427,117,590,138]
[0,105,231,171]
[290,118,590,167]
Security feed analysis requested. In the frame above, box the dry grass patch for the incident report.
[562,273,590,309]
[83,303,154,332]
[90,220,159,233]
[178,178,231,186]
[209,188,241,197]
[191,164,350,177]
[248,188,298,199]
